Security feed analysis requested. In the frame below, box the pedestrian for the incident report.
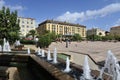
[75,44,77,47]
[66,39,68,48]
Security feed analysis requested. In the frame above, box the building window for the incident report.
[72,27,75,32]
[52,25,56,32]
[31,26,34,28]
[31,20,33,24]
[22,25,25,28]
[22,29,24,31]
[27,26,29,28]
[64,27,68,34]
[82,29,84,36]
[22,21,24,23]
[27,22,29,24]
[60,26,63,31]
[48,26,50,30]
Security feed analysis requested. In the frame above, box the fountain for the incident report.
[37,48,41,55]
[3,38,6,44]
[47,50,52,61]
[116,67,120,80]
[80,55,93,80]
[41,49,45,57]
[6,41,11,51]
[0,45,2,51]
[27,48,30,54]
[3,38,11,52]
[3,38,7,51]
[97,68,104,80]
[53,48,58,64]
[15,40,21,46]
[64,57,71,73]
[98,50,120,80]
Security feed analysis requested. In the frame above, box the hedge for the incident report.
[20,39,35,44]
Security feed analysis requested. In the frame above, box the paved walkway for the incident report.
[48,41,120,61]
[25,41,120,70]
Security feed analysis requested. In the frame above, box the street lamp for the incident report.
[35,37,39,47]
[92,28,95,41]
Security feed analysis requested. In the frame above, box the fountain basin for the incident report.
[14,45,24,50]
[0,52,113,80]
[0,53,74,80]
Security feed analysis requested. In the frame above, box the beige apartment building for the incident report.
[18,17,36,37]
[110,26,120,36]
[37,20,86,38]
[87,28,105,36]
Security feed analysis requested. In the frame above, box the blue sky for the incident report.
[0,0,120,31]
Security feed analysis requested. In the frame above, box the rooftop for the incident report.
[111,26,120,29]
[18,17,35,20]
[39,20,86,28]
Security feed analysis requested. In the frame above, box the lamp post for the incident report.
[92,28,94,41]
[35,37,39,47]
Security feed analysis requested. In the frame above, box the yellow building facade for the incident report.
[37,20,86,37]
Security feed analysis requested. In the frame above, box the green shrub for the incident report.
[38,35,52,48]
[102,35,115,41]
[87,34,102,41]
[72,34,82,41]
[20,39,35,44]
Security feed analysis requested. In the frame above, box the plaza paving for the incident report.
[25,41,120,70]
[48,41,120,62]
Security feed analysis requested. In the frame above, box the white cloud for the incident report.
[0,0,25,11]
[114,18,120,26]
[0,0,5,9]
[56,11,85,22]
[7,5,25,11]
[56,3,120,22]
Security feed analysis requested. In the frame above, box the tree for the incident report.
[38,35,52,48]
[72,34,82,41]
[87,34,94,41]
[37,31,56,48]
[87,34,102,41]
[38,30,57,41]
[102,35,114,41]
[0,7,20,43]
[99,32,102,36]
[93,35,102,41]
[26,29,36,40]
[105,31,109,36]
[48,32,56,41]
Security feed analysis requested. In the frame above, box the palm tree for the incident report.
[27,29,36,40]
[99,32,102,36]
